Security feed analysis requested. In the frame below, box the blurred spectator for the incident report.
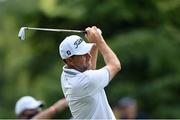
[15,96,68,119]
[113,97,149,119]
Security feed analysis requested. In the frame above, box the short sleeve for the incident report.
[84,67,110,94]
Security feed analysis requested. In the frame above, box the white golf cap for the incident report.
[15,96,43,115]
[59,35,94,59]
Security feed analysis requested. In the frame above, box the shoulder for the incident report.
[83,67,110,85]
[84,67,109,77]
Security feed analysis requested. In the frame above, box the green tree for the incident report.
[0,0,180,118]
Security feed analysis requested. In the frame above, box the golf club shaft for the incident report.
[26,27,86,33]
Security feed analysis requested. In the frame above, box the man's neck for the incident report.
[66,64,86,72]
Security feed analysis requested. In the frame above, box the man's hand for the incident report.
[85,26,103,44]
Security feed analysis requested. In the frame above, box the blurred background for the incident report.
[0,0,180,119]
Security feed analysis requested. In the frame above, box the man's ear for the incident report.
[66,57,74,65]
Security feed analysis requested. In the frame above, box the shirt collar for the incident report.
[63,65,82,75]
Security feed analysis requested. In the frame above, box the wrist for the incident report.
[50,106,57,114]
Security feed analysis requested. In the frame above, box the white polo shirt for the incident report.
[60,66,116,119]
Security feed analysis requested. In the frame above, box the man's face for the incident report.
[70,53,92,72]
[18,109,40,119]
[121,104,137,119]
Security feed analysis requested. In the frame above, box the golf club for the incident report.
[18,27,87,40]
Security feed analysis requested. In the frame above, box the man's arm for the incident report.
[85,26,121,80]
[32,98,68,119]
[89,45,98,70]
[85,30,98,70]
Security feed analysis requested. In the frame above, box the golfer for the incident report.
[59,26,121,119]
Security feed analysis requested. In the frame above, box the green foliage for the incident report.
[0,0,180,118]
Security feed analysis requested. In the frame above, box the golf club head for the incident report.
[18,27,27,40]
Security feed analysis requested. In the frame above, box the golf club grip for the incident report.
[83,31,87,34]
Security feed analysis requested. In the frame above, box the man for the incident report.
[15,96,68,119]
[117,97,149,119]
[59,26,121,119]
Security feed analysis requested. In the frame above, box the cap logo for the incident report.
[66,50,71,55]
[74,38,83,48]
